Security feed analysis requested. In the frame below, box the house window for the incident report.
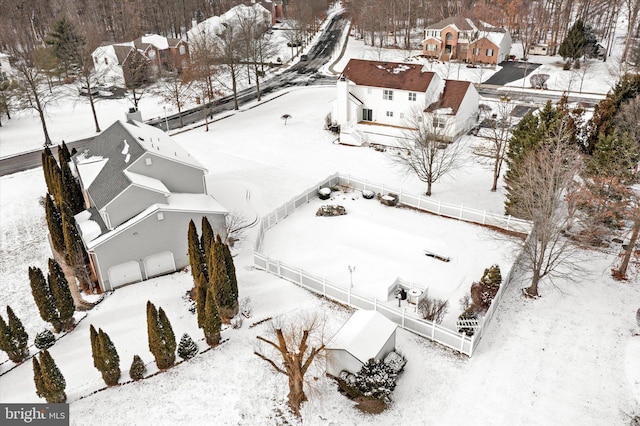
[160,50,166,58]
[433,115,447,129]
[446,32,453,41]
[179,45,186,55]
[104,57,108,65]
[426,44,437,51]
[408,92,417,101]
[486,48,494,56]
[386,111,393,117]
[145,157,152,166]
[362,108,373,121]
[157,212,164,221]
[383,89,393,100]
[473,48,480,56]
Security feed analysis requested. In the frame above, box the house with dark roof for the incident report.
[422,17,511,65]
[92,34,189,85]
[73,119,227,291]
[331,59,479,145]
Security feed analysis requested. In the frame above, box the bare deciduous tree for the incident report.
[390,113,465,196]
[511,123,583,298]
[475,96,514,191]
[254,313,326,418]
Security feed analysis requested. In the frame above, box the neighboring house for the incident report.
[92,34,189,85]
[528,43,550,56]
[325,310,397,377]
[73,118,227,292]
[187,3,272,43]
[332,59,479,145]
[246,0,284,25]
[422,17,511,65]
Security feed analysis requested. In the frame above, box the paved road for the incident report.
[0,13,347,177]
[477,85,605,106]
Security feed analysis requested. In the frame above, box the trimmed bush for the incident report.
[129,355,146,381]
[383,351,406,374]
[35,330,56,350]
[362,190,375,199]
[470,265,502,313]
[177,333,198,360]
[318,187,331,200]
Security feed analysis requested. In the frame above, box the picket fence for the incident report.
[252,173,531,356]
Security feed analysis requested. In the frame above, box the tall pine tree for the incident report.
[158,307,176,368]
[196,272,207,328]
[188,220,207,287]
[219,234,239,315]
[89,324,101,370]
[61,204,91,291]
[97,329,120,386]
[38,349,66,403]
[4,307,29,363]
[209,236,235,321]
[46,17,84,78]
[59,158,85,214]
[29,266,60,332]
[45,194,66,254]
[48,258,75,331]
[146,302,175,370]
[203,287,221,346]
[32,357,47,399]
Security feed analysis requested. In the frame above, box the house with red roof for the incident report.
[332,59,479,145]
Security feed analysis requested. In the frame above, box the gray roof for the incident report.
[74,121,146,210]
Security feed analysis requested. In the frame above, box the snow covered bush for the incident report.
[178,333,198,360]
[457,308,479,336]
[353,358,398,402]
[417,290,449,324]
[362,190,375,199]
[129,355,146,381]
[470,264,501,313]
[34,330,55,350]
[383,351,406,374]
[318,187,331,200]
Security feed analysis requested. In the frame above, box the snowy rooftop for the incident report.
[326,310,397,363]
[123,170,170,195]
[140,34,169,50]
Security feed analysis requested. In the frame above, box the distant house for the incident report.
[187,3,272,44]
[92,34,189,85]
[325,310,397,377]
[529,43,550,56]
[73,118,227,291]
[246,0,284,25]
[422,17,511,65]
[331,59,479,145]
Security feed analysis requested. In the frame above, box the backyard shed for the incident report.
[325,310,397,377]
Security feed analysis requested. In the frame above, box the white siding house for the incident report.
[326,310,397,377]
[73,119,227,291]
[332,59,478,145]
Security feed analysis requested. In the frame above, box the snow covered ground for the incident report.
[1,10,639,426]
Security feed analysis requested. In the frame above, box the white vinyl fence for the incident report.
[253,173,531,356]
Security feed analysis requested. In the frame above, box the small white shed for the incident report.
[325,310,397,377]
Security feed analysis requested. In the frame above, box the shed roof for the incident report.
[326,310,397,364]
[342,59,435,93]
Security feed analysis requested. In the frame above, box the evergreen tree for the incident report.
[587,73,640,153]
[89,324,101,370]
[48,259,75,331]
[58,141,72,164]
[219,235,239,315]
[61,204,91,291]
[32,357,47,399]
[29,266,60,332]
[97,329,120,386]
[201,216,214,261]
[209,231,235,320]
[46,17,85,77]
[587,132,640,182]
[480,265,502,287]
[158,307,176,368]
[129,355,145,381]
[45,194,66,254]
[60,158,84,214]
[177,333,198,360]
[196,272,207,328]
[146,301,162,368]
[203,287,221,346]
[6,306,29,362]
[34,330,56,350]
[0,314,16,361]
[42,151,64,207]
[39,349,66,403]
[188,220,208,292]
[558,19,597,66]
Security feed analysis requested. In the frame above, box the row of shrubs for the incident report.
[456,264,502,336]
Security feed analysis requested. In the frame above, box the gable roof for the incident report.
[74,120,206,210]
[341,59,435,92]
[427,16,477,32]
[326,310,397,364]
[425,80,473,115]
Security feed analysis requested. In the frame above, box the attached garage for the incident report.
[143,251,176,278]
[108,261,143,288]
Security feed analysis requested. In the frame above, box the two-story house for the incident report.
[73,118,227,291]
[422,17,511,65]
[92,34,189,86]
[332,59,479,146]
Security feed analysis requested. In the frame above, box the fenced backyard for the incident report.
[253,173,531,356]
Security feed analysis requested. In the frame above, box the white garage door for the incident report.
[144,251,176,278]
[108,261,142,288]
